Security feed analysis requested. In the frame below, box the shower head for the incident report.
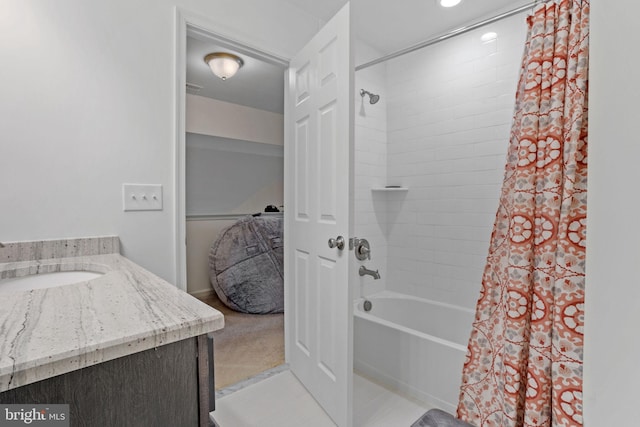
[360,89,380,104]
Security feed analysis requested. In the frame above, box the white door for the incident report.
[284,3,353,427]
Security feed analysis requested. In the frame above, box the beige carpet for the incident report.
[201,293,284,390]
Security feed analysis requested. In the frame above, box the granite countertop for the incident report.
[0,237,224,392]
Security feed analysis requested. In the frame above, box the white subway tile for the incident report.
[356,13,525,308]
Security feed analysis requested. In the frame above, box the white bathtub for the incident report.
[354,291,475,412]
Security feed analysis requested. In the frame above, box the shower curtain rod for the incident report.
[355,0,542,71]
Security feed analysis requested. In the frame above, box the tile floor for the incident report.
[211,370,433,427]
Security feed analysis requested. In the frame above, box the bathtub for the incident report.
[354,291,475,412]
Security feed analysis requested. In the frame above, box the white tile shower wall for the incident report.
[385,15,528,309]
[353,40,388,299]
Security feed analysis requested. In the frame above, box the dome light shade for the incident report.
[204,52,244,80]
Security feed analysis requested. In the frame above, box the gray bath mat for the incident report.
[411,409,476,427]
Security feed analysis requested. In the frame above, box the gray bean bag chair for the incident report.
[411,409,476,427]
[209,215,284,314]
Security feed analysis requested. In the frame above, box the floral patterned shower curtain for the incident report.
[457,1,588,426]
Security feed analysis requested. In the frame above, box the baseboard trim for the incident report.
[190,288,215,300]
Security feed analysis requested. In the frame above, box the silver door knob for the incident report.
[328,236,345,250]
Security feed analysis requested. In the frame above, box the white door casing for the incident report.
[284,3,353,427]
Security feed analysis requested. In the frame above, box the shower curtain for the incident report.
[457,1,588,426]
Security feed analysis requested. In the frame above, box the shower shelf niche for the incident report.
[371,187,408,192]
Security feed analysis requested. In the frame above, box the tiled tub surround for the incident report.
[384,15,528,309]
[0,236,224,391]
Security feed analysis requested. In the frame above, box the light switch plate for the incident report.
[122,184,163,211]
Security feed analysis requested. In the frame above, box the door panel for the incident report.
[318,256,338,378]
[295,119,310,219]
[294,250,311,356]
[284,3,353,427]
[319,102,338,222]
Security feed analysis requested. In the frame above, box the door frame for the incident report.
[173,8,289,291]
[173,7,355,425]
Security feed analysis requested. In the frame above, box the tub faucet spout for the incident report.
[359,266,381,280]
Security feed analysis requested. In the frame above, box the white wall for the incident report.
[185,93,284,296]
[186,94,284,145]
[384,14,527,309]
[184,134,283,295]
[186,135,283,215]
[584,0,640,423]
[353,40,388,298]
[186,218,234,296]
[0,0,320,283]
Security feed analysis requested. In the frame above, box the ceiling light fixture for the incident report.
[481,32,498,42]
[440,0,462,7]
[204,52,244,80]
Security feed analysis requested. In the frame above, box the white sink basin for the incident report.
[0,271,104,293]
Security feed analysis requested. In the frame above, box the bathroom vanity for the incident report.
[0,237,224,427]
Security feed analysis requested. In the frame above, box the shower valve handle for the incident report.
[353,238,371,261]
[357,245,370,260]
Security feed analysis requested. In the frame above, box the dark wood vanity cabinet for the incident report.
[0,335,214,427]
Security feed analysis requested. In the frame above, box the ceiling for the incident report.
[186,0,532,114]
[289,0,530,56]
[187,35,286,114]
